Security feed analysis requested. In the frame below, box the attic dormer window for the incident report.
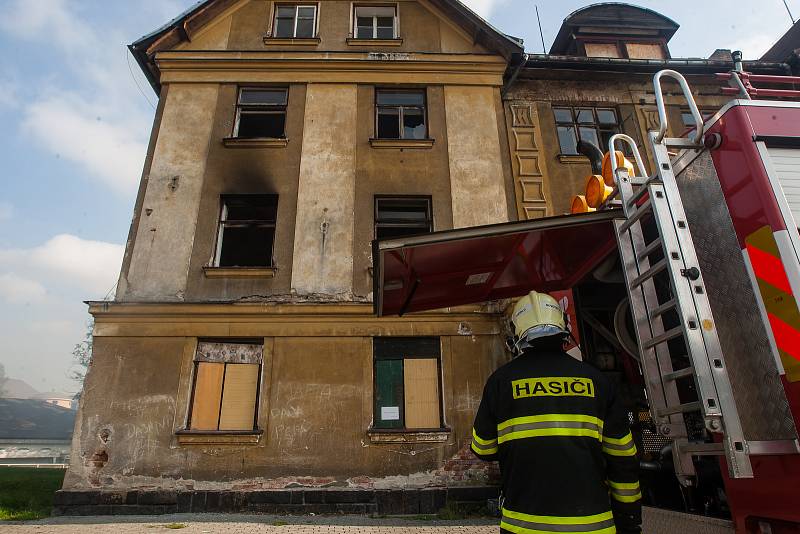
[273,4,318,39]
[354,5,397,39]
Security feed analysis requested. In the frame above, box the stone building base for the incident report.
[52,486,499,517]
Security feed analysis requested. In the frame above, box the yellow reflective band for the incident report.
[503,508,614,525]
[500,427,601,444]
[500,523,616,534]
[472,428,497,446]
[471,441,498,456]
[607,480,640,490]
[611,491,642,503]
[602,444,637,457]
[603,432,634,446]
[498,414,604,432]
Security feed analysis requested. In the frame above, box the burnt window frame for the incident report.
[271,3,319,39]
[371,337,444,431]
[553,106,620,156]
[374,195,433,240]
[374,88,428,140]
[214,194,279,268]
[353,3,398,39]
[233,87,289,139]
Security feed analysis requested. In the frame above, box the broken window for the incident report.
[553,106,619,156]
[234,88,288,139]
[375,89,427,140]
[188,341,263,432]
[215,195,278,267]
[354,5,396,39]
[373,337,442,430]
[273,4,317,38]
[374,196,432,240]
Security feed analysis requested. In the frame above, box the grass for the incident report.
[163,523,187,529]
[0,467,66,521]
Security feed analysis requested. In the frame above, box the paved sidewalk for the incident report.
[1,514,500,533]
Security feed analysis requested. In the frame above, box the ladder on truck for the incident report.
[608,70,752,481]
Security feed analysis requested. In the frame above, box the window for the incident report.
[234,88,288,139]
[354,5,397,39]
[625,42,666,60]
[375,89,427,140]
[273,4,317,38]
[373,337,442,430]
[553,106,619,156]
[374,197,432,240]
[215,195,278,268]
[584,42,620,58]
[681,110,714,128]
[188,341,263,432]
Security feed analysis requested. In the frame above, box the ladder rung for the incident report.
[619,197,653,234]
[626,177,658,207]
[637,238,663,261]
[649,298,676,320]
[680,442,725,456]
[656,401,702,417]
[630,259,667,288]
[643,325,683,349]
[663,366,694,381]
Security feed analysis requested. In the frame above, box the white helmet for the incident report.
[511,291,568,343]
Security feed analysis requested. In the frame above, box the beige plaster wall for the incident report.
[291,84,358,295]
[119,84,219,301]
[444,85,509,228]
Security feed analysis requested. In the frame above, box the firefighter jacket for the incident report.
[471,347,641,534]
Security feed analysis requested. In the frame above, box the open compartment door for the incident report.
[373,210,622,316]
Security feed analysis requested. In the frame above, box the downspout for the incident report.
[501,53,528,99]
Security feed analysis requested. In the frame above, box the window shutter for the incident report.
[190,362,225,430]
[403,358,440,429]
[219,363,260,431]
[374,359,404,429]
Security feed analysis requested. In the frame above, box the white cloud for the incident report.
[460,0,505,17]
[0,234,124,297]
[0,0,92,50]
[0,273,46,304]
[22,96,147,194]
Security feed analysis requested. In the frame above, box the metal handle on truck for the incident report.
[653,70,704,145]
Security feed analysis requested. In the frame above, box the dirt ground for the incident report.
[1,514,500,533]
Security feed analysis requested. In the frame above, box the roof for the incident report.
[520,54,790,76]
[550,2,679,55]
[0,399,75,440]
[761,19,800,63]
[129,0,524,93]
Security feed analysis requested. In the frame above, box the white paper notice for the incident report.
[381,406,400,421]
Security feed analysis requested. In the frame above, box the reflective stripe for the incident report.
[608,480,641,503]
[602,432,637,457]
[471,429,498,456]
[501,508,616,534]
[497,414,604,444]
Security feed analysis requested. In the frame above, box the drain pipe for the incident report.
[501,53,529,99]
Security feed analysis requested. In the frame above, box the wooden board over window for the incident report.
[219,363,260,431]
[585,42,620,58]
[190,362,225,430]
[626,42,665,59]
[403,358,440,429]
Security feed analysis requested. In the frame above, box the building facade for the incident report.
[62,0,795,514]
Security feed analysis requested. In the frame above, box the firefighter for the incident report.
[471,291,641,534]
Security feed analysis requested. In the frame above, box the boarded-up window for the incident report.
[188,341,263,431]
[584,42,620,58]
[626,42,666,60]
[373,337,441,430]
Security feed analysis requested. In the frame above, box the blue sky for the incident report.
[0,0,793,395]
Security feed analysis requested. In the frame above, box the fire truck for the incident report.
[372,64,800,533]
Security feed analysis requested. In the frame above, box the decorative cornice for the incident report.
[155,51,507,86]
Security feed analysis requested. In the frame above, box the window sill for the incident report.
[367,428,451,444]
[175,430,263,445]
[346,38,403,47]
[223,137,288,148]
[262,37,320,46]
[203,267,277,279]
[369,138,435,149]
[557,154,590,164]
